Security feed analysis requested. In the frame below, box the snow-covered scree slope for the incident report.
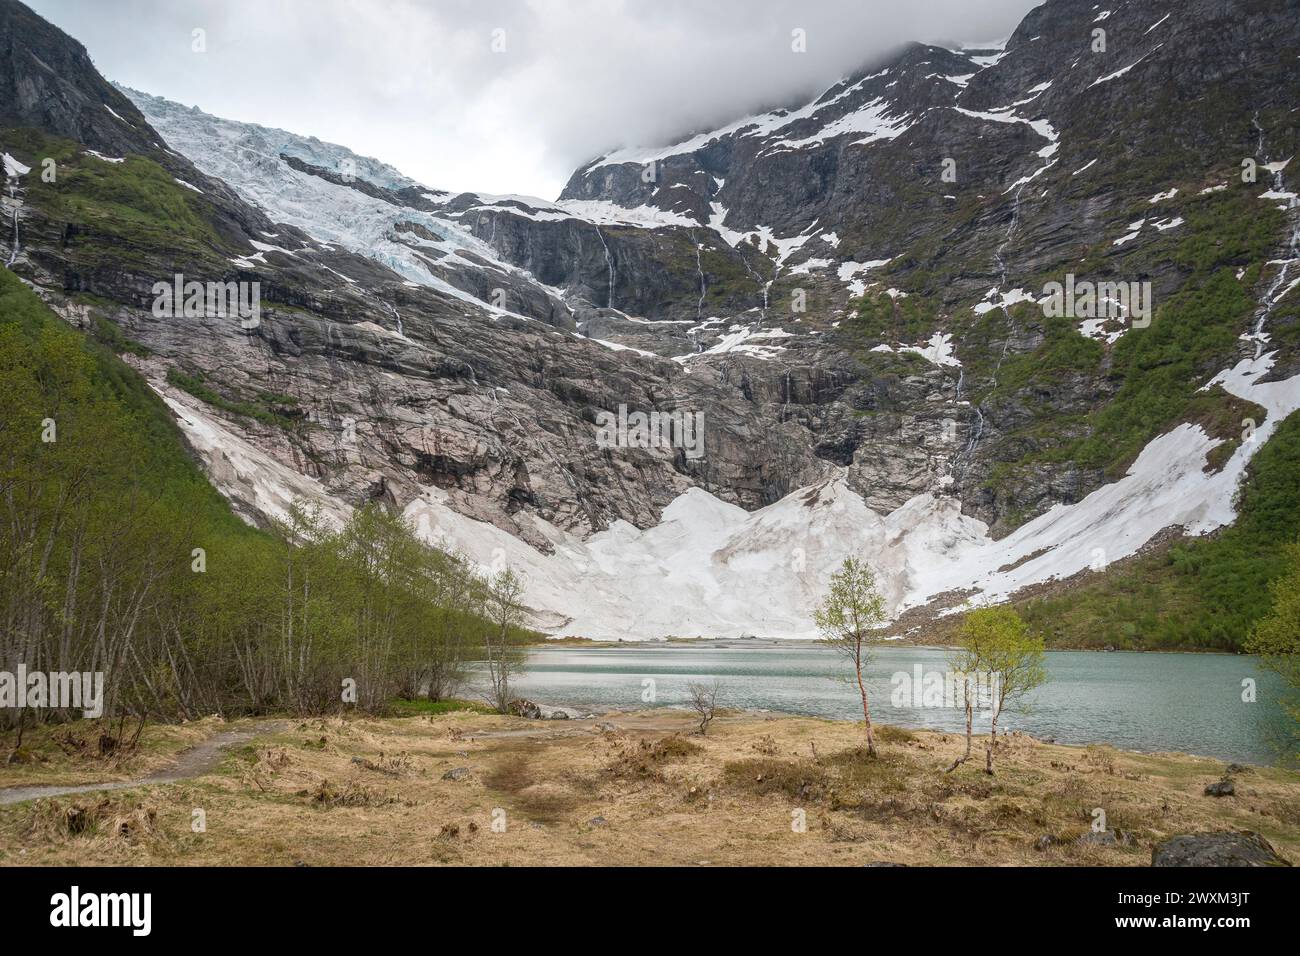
[158,349,1300,641]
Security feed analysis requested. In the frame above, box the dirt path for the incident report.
[0,721,287,806]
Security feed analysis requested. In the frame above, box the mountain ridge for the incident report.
[3,0,1300,642]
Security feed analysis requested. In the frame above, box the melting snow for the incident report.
[837,259,892,296]
[2,152,30,177]
[678,325,793,363]
[157,388,350,529]
[1144,13,1171,33]
[973,287,1035,314]
[873,332,961,367]
[103,104,132,125]
[762,97,913,154]
[395,346,1300,639]
[1090,45,1163,87]
[588,337,660,359]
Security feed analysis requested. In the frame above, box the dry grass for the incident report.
[1,709,1297,866]
[0,717,218,787]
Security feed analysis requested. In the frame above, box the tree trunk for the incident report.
[964,683,973,758]
[854,651,876,757]
[945,679,975,773]
[985,712,998,775]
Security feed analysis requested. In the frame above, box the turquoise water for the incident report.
[507,642,1296,765]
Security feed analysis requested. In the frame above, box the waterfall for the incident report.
[594,226,615,310]
[1249,118,1300,358]
[694,235,706,320]
[4,176,21,267]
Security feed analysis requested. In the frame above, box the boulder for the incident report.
[1152,832,1290,867]
[508,698,542,720]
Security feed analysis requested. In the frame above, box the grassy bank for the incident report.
[2,711,1296,866]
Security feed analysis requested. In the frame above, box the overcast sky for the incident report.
[28,0,1039,199]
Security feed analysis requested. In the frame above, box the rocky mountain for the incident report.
[3,0,1299,640]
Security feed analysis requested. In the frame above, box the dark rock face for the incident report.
[547,0,1300,528]
[1151,832,1290,867]
[0,0,149,157]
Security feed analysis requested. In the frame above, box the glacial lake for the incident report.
[505,642,1296,766]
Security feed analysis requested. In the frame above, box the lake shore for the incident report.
[509,643,1290,765]
[528,634,1247,654]
[2,709,1296,867]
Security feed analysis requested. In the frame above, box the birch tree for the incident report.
[814,557,888,757]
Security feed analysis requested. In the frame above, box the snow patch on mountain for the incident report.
[3,152,30,177]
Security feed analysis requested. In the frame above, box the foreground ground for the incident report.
[1,709,1297,866]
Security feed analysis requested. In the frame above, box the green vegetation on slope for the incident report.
[844,289,939,346]
[1019,408,1300,651]
[0,266,530,725]
[164,367,305,432]
[1,128,227,266]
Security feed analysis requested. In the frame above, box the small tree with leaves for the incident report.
[482,567,527,714]
[945,619,985,773]
[687,679,723,735]
[814,557,888,757]
[962,606,1048,774]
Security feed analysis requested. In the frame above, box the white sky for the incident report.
[28,0,1039,199]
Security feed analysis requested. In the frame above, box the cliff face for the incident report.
[3,0,1300,636]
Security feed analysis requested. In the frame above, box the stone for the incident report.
[1152,832,1290,867]
[508,698,542,720]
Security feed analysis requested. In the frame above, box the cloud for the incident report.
[26,0,1039,198]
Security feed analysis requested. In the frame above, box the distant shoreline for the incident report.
[530,635,1250,655]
